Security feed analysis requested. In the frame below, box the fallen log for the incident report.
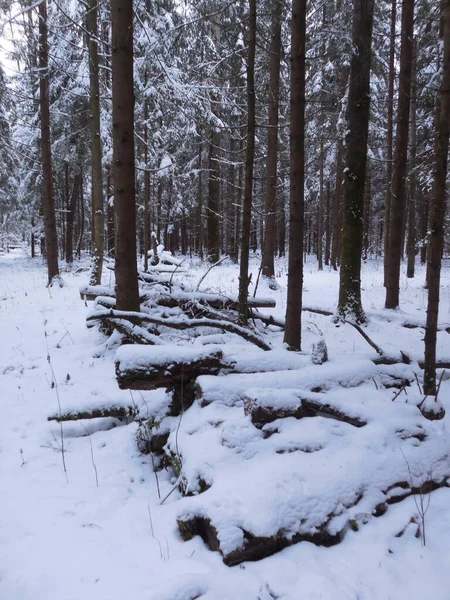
[177,516,341,567]
[243,389,367,429]
[116,345,224,414]
[48,405,135,422]
[177,476,449,566]
[151,291,276,311]
[88,307,272,351]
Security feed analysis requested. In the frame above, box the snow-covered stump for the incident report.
[115,345,224,415]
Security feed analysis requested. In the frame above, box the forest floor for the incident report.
[1,248,450,600]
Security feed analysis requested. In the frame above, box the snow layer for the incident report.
[2,250,450,600]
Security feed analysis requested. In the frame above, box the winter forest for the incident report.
[0,0,450,597]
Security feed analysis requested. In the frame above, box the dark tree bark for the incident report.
[406,39,417,279]
[385,0,415,309]
[106,173,115,257]
[87,0,105,285]
[238,0,256,324]
[143,103,150,273]
[76,170,84,258]
[261,0,282,280]
[112,0,140,311]
[363,158,371,260]
[66,169,81,264]
[336,0,374,323]
[207,138,220,263]
[284,0,306,350]
[423,0,450,397]
[38,0,59,284]
[331,141,344,271]
[384,0,397,287]
[196,138,204,259]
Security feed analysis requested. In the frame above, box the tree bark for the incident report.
[112,0,140,311]
[261,0,282,280]
[238,0,256,324]
[66,169,81,264]
[87,0,105,285]
[384,0,397,287]
[406,39,417,279]
[284,0,306,350]
[336,0,374,323]
[38,0,59,284]
[423,0,450,396]
[385,0,415,309]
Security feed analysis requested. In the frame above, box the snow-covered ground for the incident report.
[1,248,450,600]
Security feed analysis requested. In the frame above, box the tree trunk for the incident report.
[261,0,282,280]
[87,0,104,285]
[363,157,371,260]
[38,0,59,284]
[385,0,414,308]
[284,0,306,350]
[331,141,344,271]
[106,173,115,257]
[66,169,81,264]
[317,145,324,270]
[423,0,450,396]
[384,0,397,287]
[336,0,374,323]
[207,138,220,262]
[76,170,84,258]
[407,38,417,279]
[238,0,256,324]
[112,0,140,312]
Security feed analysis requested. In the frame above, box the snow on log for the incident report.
[48,405,135,422]
[116,345,224,390]
[196,359,378,407]
[243,388,367,428]
[88,307,272,350]
[116,345,224,414]
[174,384,450,565]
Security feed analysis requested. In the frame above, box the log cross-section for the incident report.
[115,345,224,414]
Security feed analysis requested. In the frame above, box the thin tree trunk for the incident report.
[87,0,104,285]
[207,138,220,262]
[317,145,324,270]
[284,0,306,350]
[112,0,140,311]
[331,141,344,271]
[423,0,450,397]
[66,169,81,264]
[261,0,282,280]
[76,170,84,258]
[38,0,59,284]
[407,38,417,278]
[384,0,397,286]
[385,0,415,308]
[238,0,256,324]
[337,0,374,322]
[106,173,115,257]
[363,157,371,260]
[324,180,331,266]
[143,107,150,273]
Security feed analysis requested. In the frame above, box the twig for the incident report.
[43,319,68,480]
[195,255,229,291]
[168,258,187,290]
[414,372,423,395]
[345,320,384,356]
[436,369,446,400]
[81,424,99,487]
[392,385,406,402]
